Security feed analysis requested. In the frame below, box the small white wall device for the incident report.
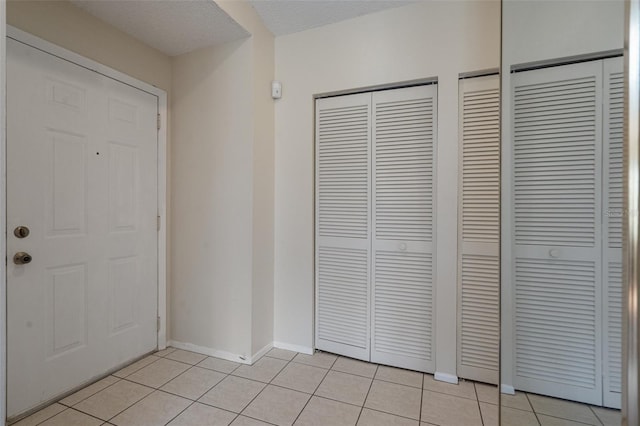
[271,80,282,99]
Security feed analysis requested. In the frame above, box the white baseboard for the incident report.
[168,340,252,365]
[501,384,515,395]
[434,372,459,384]
[273,341,314,355]
[251,343,273,363]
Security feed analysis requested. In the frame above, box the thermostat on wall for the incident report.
[272,81,282,99]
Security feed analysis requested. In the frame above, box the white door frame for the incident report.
[1,25,168,422]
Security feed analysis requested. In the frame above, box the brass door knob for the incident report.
[13,252,32,265]
[14,226,29,238]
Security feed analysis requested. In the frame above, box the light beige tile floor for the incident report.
[10,347,622,426]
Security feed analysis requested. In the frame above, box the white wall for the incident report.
[273,1,500,374]
[170,1,275,361]
[500,0,625,389]
[170,39,255,359]
[6,0,171,91]
[218,0,276,359]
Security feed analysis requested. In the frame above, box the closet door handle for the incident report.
[549,249,560,258]
[398,242,407,252]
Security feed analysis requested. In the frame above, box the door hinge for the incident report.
[157,316,161,332]
[157,114,161,130]
[157,215,161,231]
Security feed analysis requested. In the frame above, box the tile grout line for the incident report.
[42,356,165,425]
[138,352,243,426]
[125,351,241,426]
[180,359,249,426]
[354,363,378,425]
[158,360,202,426]
[525,393,543,426]
[57,377,122,409]
[28,348,616,426]
[419,372,425,424]
[57,352,166,412]
[588,405,606,426]
[103,350,207,425]
[473,382,484,426]
[233,349,295,424]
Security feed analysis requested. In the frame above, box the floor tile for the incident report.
[538,414,591,426]
[294,396,360,426]
[315,370,372,406]
[230,416,273,426]
[39,409,103,426]
[479,402,539,426]
[357,408,419,426]
[475,383,498,404]
[272,362,328,394]
[233,357,288,383]
[161,366,226,400]
[126,357,191,388]
[12,403,67,426]
[479,403,498,426]
[266,348,297,361]
[421,390,482,426]
[166,349,208,365]
[198,357,241,374]
[332,357,377,378]
[374,366,422,389]
[167,402,237,426]
[110,390,191,426]
[112,355,161,378]
[591,406,622,426]
[364,380,421,420]
[60,376,120,407]
[422,374,477,400]
[74,379,153,421]
[505,406,539,426]
[155,347,177,357]
[501,391,533,411]
[528,394,600,425]
[242,385,310,426]
[199,376,266,413]
[292,352,337,369]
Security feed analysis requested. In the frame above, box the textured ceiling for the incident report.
[248,0,414,36]
[71,0,250,57]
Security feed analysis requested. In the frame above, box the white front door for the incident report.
[7,38,158,418]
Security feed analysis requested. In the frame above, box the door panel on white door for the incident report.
[371,85,436,373]
[315,93,371,361]
[109,256,139,335]
[511,61,603,406]
[109,143,138,232]
[46,264,88,358]
[457,74,500,384]
[48,133,88,235]
[7,38,158,417]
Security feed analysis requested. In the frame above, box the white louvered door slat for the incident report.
[315,94,371,361]
[457,74,500,384]
[371,85,437,372]
[511,61,603,405]
[603,56,623,409]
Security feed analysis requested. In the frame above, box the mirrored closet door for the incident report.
[501,0,626,424]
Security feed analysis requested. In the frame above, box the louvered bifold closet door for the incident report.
[603,56,623,409]
[315,93,371,361]
[370,85,437,372]
[456,75,500,384]
[511,61,603,405]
